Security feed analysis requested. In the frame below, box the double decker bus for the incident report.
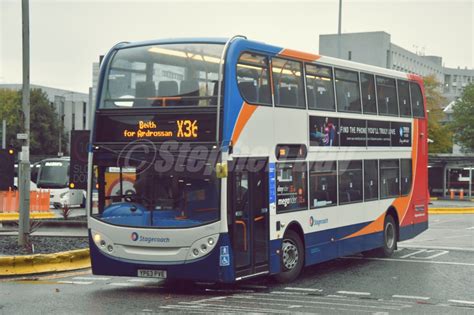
[88,36,428,283]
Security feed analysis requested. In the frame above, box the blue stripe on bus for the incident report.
[90,220,428,282]
[269,220,428,270]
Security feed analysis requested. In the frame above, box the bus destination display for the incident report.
[95,113,216,143]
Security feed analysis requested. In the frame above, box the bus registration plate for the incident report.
[137,269,167,279]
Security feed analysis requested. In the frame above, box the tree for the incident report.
[424,75,452,153]
[0,88,68,155]
[450,83,474,152]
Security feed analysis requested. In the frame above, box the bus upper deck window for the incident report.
[271,58,305,109]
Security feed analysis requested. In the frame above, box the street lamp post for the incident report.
[337,0,342,59]
[18,0,31,246]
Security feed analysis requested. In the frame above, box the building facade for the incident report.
[0,83,89,136]
[319,31,473,102]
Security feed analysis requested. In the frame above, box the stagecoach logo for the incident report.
[309,216,328,227]
[399,127,404,137]
[130,232,170,244]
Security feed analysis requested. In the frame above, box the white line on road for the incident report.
[448,299,474,306]
[232,294,402,311]
[73,276,110,281]
[399,245,474,252]
[400,249,426,258]
[343,256,474,267]
[466,226,474,230]
[127,278,162,283]
[109,282,136,287]
[392,295,430,300]
[337,290,371,296]
[58,281,93,285]
[285,287,323,292]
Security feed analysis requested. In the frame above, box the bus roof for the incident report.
[114,37,421,82]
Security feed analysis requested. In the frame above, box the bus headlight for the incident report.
[92,230,114,254]
[187,234,219,261]
[93,233,101,243]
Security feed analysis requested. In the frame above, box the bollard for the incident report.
[450,189,455,200]
[460,189,464,200]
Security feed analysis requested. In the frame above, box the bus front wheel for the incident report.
[275,230,304,283]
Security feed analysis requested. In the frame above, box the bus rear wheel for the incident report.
[274,230,304,283]
[375,215,397,257]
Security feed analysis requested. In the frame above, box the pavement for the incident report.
[0,202,473,277]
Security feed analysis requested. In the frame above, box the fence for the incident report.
[0,189,50,213]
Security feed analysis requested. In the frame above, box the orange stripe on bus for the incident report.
[231,102,258,146]
[279,49,321,62]
[342,213,385,240]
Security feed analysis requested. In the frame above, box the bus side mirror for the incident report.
[216,163,228,178]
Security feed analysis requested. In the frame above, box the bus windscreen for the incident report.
[100,43,224,108]
[92,158,220,228]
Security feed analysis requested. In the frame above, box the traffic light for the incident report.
[0,148,15,191]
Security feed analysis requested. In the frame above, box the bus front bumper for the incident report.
[88,231,235,283]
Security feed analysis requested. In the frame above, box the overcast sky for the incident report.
[1,0,472,93]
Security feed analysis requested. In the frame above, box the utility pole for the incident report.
[55,95,65,157]
[1,120,5,149]
[337,0,342,59]
[18,0,31,246]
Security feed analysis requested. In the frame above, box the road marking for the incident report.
[176,301,282,313]
[337,290,371,296]
[73,276,110,281]
[232,294,402,311]
[399,245,474,252]
[448,300,474,306]
[285,287,323,292]
[400,249,426,258]
[58,280,93,285]
[190,296,227,304]
[392,295,430,300]
[127,278,162,283]
[466,226,474,230]
[400,249,450,260]
[195,298,376,314]
[109,282,136,287]
[343,256,474,267]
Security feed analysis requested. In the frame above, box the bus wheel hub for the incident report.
[282,240,298,270]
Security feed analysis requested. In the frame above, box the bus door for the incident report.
[229,158,269,278]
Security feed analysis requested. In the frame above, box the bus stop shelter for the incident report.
[429,154,474,199]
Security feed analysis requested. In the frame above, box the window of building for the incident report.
[361,73,377,114]
[309,161,337,208]
[237,53,272,105]
[276,162,307,212]
[364,160,378,201]
[410,82,425,118]
[397,80,412,117]
[376,76,398,116]
[335,69,361,113]
[338,160,363,204]
[306,64,335,111]
[272,58,305,108]
[348,51,352,60]
[380,159,400,198]
[400,159,412,196]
